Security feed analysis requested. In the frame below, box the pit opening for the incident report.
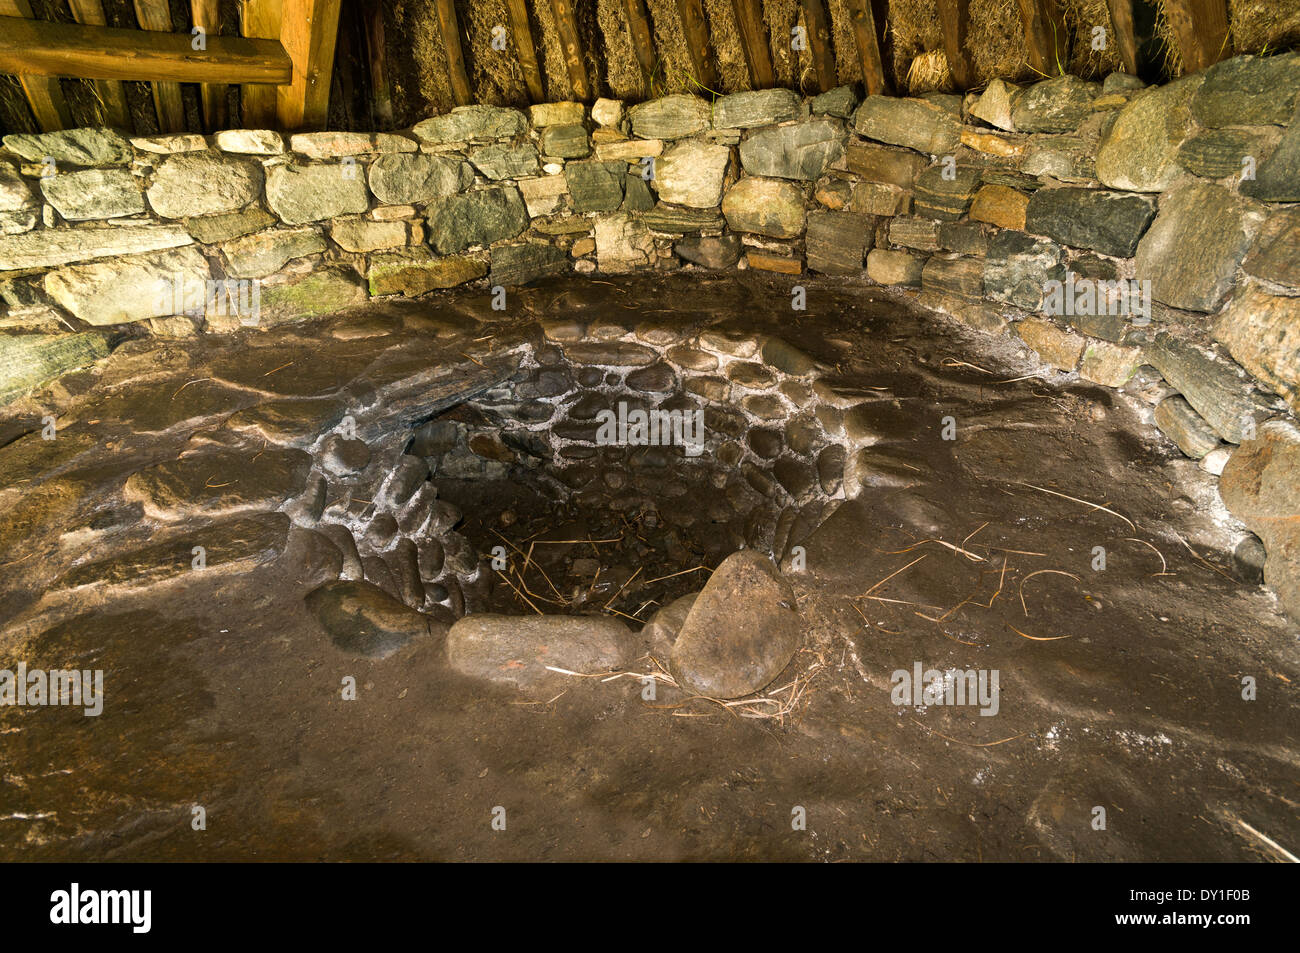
[397,333,848,619]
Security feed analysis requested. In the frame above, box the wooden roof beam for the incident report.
[844,0,890,96]
[133,0,186,132]
[800,0,835,94]
[675,0,719,93]
[551,0,592,100]
[1016,0,1069,77]
[0,15,293,85]
[730,0,774,89]
[0,0,75,131]
[937,0,976,90]
[505,0,545,103]
[433,0,472,106]
[1164,0,1231,74]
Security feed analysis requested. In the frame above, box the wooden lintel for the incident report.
[675,0,719,92]
[936,0,976,90]
[1164,0,1231,74]
[800,0,835,93]
[730,0,774,89]
[551,0,592,101]
[844,0,890,96]
[0,14,293,86]
[1016,0,1069,77]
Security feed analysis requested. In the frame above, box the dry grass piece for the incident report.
[1018,568,1082,615]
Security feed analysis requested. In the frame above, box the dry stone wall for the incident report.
[2,53,1299,613]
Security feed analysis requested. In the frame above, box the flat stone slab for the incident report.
[627,95,711,140]
[124,446,313,520]
[853,96,960,155]
[1025,187,1156,258]
[1145,332,1272,443]
[0,224,193,271]
[446,613,636,688]
[55,512,291,591]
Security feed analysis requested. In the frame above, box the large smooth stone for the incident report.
[670,550,801,699]
[446,613,636,688]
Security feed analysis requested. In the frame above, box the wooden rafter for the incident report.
[276,0,343,131]
[0,0,75,131]
[731,0,774,89]
[550,0,591,101]
[800,0,835,93]
[1015,0,1069,77]
[622,0,658,97]
[844,0,890,95]
[359,0,392,126]
[505,0,545,103]
[1105,0,1140,75]
[1164,0,1230,74]
[0,16,294,85]
[190,0,228,130]
[433,0,472,106]
[66,0,132,131]
[133,0,186,132]
[936,0,975,90]
[240,0,282,127]
[675,0,719,92]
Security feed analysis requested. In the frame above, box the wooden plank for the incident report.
[66,0,132,130]
[1164,0,1230,74]
[276,0,343,131]
[675,0,719,92]
[133,0,186,132]
[550,0,591,100]
[1015,0,1068,77]
[844,0,890,95]
[0,16,293,84]
[622,0,658,97]
[433,0,472,106]
[190,0,227,129]
[504,0,544,103]
[730,0,774,89]
[936,0,975,90]
[360,0,392,125]
[1105,0,1139,75]
[800,0,835,93]
[241,0,282,127]
[0,0,75,131]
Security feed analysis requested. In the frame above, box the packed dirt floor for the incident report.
[1,274,1297,861]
